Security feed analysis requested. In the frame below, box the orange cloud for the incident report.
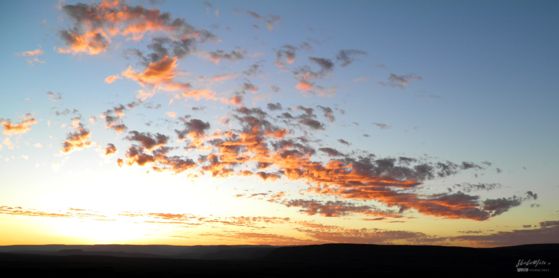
[19,49,45,64]
[0,205,70,218]
[62,120,92,153]
[123,56,228,103]
[210,73,238,82]
[20,49,43,57]
[58,1,185,55]
[181,89,217,101]
[108,106,521,221]
[58,30,110,55]
[209,232,313,246]
[104,74,120,84]
[122,55,177,86]
[1,113,37,135]
[105,143,117,156]
[296,80,313,91]
[295,222,429,245]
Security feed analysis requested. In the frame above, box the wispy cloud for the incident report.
[380,73,422,89]
[19,48,45,64]
[247,10,280,31]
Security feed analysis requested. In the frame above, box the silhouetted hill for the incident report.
[0,244,274,260]
[265,243,558,273]
[0,244,556,276]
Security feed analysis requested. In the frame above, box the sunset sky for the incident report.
[0,0,558,247]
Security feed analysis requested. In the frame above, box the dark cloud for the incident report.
[299,118,324,130]
[318,106,335,122]
[373,122,390,129]
[140,37,199,64]
[175,118,210,140]
[461,161,482,170]
[338,139,351,145]
[242,82,258,93]
[103,105,128,133]
[206,49,245,64]
[275,45,296,67]
[454,220,559,246]
[243,63,262,76]
[247,11,281,31]
[127,131,168,150]
[381,73,422,89]
[309,57,334,74]
[450,183,502,193]
[526,191,538,200]
[124,131,195,173]
[47,91,62,101]
[336,49,366,67]
[319,147,343,157]
[482,196,523,217]
[267,102,283,111]
[54,108,80,117]
[296,222,429,244]
[285,199,376,217]
[482,191,538,217]
[292,57,336,94]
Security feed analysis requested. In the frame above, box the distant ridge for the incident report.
[0,243,556,276]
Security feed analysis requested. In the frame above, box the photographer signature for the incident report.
[516,259,550,268]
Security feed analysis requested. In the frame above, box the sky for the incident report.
[0,0,558,247]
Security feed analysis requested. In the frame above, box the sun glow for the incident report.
[49,216,165,244]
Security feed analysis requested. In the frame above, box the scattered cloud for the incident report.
[275,45,297,68]
[267,102,282,111]
[106,105,529,221]
[105,143,117,156]
[373,122,391,129]
[318,106,335,122]
[47,91,62,101]
[454,220,559,247]
[104,74,120,84]
[380,73,422,89]
[102,104,128,133]
[247,11,280,31]
[285,199,398,218]
[62,118,92,153]
[19,48,45,64]
[203,49,245,64]
[1,114,38,135]
[336,49,366,67]
[449,183,502,193]
[318,147,343,157]
[296,222,431,245]
[58,1,213,55]
[122,55,181,88]
[338,139,350,145]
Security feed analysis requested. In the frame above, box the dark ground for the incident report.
[0,244,557,277]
